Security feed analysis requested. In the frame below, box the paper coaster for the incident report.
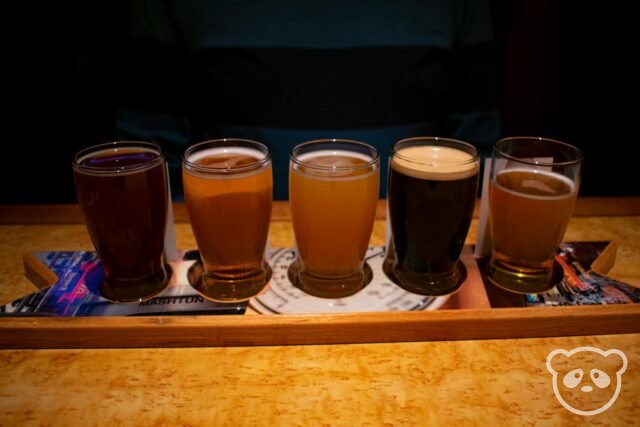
[251,247,449,314]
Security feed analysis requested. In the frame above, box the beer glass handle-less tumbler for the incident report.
[289,139,380,298]
[487,136,583,294]
[73,141,170,303]
[183,139,273,302]
[384,137,479,296]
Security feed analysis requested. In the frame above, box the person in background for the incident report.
[117,0,500,200]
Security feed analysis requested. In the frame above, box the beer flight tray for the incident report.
[1,242,639,349]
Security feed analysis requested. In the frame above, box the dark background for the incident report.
[2,1,636,204]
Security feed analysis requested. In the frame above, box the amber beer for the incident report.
[73,141,170,302]
[488,136,583,294]
[490,169,577,268]
[183,139,272,302]
[289,140,380,298]
[386,138,479,296]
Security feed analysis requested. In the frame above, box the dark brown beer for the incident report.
[387,144,478,294]
[73,144,169,302]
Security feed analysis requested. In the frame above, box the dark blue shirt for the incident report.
[118,0,499,199]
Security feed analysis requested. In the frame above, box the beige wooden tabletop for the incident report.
[1,199,639,425]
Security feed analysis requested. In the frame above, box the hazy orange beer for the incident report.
[289,139,380,298]
[183,139,273,302]
[488,137,583,293]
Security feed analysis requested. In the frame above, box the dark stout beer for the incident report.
[387,143,478,295]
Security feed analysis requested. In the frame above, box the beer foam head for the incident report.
[295,149,373,164]
[292,149,378,179]
[184,146,270,179]
[495,168,577,199]
[75,146,162,176]
[186,146,267,166]
[392,145,478,181]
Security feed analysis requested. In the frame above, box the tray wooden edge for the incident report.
[1,304,639,349]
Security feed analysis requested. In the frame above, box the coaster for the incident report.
[382,257,468,297]
[187,259,272,303]
[486,258,564,295]
[250,247,450,314]
[83,263,174,303]
[4,251,247,317]
[287,257,374,298]
[479,241,640,307]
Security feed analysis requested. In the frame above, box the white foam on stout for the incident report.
[185,146,270,179]
[495,168,576,200]
[392,146,478,181]
[292,149,378,180]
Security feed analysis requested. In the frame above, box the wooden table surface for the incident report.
[1,198,639,425]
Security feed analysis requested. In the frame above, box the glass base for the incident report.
[188,261,272,303]
[487,257,562,294]
[382,256,466,297]
[99,265,171,303]
[288,259,373,299]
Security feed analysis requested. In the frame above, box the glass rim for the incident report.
[183,138,272,173]
[392,136,479,166]
[73,141,164,174]
[494,136,584,166]
[290,138,380,171]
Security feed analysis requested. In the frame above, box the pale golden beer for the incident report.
[488,137,583,293]
[183,139,272,302]
[289,139,380,298]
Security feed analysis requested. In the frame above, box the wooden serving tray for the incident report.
[1,244,638,349]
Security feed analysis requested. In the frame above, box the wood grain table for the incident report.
[1,198,639,425]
